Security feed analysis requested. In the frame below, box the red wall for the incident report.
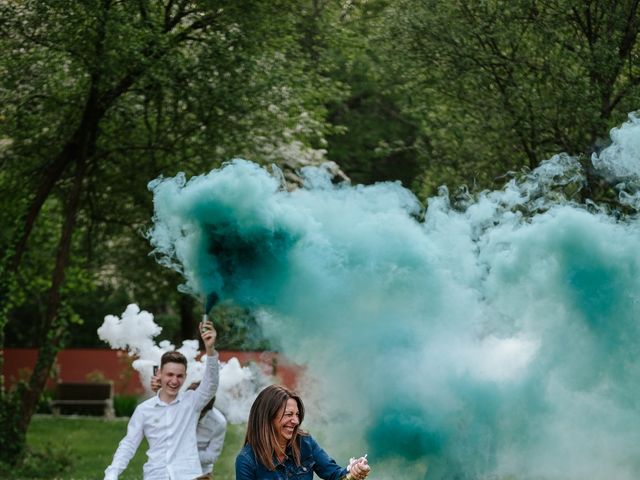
[2,348,302,395]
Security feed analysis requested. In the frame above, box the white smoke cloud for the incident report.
[592,112,640,179]
[98,303,271,423]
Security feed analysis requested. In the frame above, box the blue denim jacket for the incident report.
[235,434,348,480]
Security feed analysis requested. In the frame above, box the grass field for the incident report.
[22,415,245,480]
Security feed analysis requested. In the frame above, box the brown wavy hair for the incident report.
[244,385,306,470]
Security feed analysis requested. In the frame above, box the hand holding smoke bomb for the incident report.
[150,366,161,393]
[199,318,217,355]
[346,454,370,480]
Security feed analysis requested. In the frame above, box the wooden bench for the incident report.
[51,381,115,419]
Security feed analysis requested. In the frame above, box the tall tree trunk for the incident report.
[0,83,104,394]
[0,69,102,462]
[0,123,82,390]
[18,154,88,434]
[0,154,88,465]
[0,1,222,464]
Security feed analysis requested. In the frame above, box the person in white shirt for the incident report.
[188,385,227,478]
[150,378,228,479]
[104,320,218,480]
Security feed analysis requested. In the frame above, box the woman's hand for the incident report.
[347,456,370,480]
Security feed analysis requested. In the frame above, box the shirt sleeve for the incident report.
[199,409,227,466]
[235,449,257,480]
[104,407,144,480]
[193,352,219,412]
[309,436,349,480]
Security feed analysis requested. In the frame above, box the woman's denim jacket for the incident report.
[235,434,348,480]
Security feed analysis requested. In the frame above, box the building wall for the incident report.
[3,348,301,395]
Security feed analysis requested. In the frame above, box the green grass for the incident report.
[22,414,245,480]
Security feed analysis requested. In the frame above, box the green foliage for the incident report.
[36,391,53,415]
[113,395,139,418]
[1,0,344,349]
[0,0,346,462]
[0,387,26,465]
[323,0,424,187]
[0,444,73,479]
[375,0,640,197]
[211,302,271,351]
[2,0,640,468]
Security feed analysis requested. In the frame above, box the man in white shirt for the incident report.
[151,380,228,479]
[104,320,218,480]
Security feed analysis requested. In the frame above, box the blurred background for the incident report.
[1,1,640,478]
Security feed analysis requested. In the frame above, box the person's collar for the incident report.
[155,389,183,406]
[273,452,288,467]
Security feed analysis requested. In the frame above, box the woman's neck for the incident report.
[275,439,288,461]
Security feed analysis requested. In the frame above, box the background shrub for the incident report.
[0,444,73,478]
[114,395,139,417]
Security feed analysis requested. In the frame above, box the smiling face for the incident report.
[273,398,300,445]
[159,362,186,401]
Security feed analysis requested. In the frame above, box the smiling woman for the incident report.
[235,385,371,480]
[274,398,300,444]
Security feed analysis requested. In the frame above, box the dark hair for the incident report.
[188,381,215,418]
[245,385,306,470]
[160,351,187,370]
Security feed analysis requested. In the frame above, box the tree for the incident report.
[375,0,640,196]
[0,0,341,465]
[322,0,424,187]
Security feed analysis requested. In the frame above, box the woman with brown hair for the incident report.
[235,385,371,480]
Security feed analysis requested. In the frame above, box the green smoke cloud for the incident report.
[147,116,640,479]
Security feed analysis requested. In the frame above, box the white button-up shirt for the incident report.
[104,353,219,480]
[197,407,227,474]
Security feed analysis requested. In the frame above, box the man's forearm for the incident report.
[104,431,140,479]
[194,352,219,409]
[104,437,138,479]
[202,351,219,388]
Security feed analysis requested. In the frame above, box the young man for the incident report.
[150,377,228,480]
[104,320,218,480]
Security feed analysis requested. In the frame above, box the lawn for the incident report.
[22,414,245,480]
